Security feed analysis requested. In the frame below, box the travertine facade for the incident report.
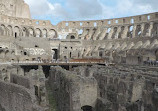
[0,0,158,111]
[0,9,158,63]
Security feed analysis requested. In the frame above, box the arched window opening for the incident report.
[35,45,39,48]
[131,18,134,24]
[81,105,92,111]
[71,35,75,39]
[99,51,103,57]
[52,49,58,60]
[24,52,27,55]
[15,32,17,38]
[107,28,111,33]
[70,52,72,58]
[78,29,83,35]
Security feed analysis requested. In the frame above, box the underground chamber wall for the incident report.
[81,105,93,111]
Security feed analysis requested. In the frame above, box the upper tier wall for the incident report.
[57,12,158,28]
[0,14,53,27]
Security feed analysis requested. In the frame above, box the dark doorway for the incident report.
[34,85,39,97]
[15,32,17,38]
[81,105,93,111]
[70,52,72,58]
[99,51,103,57]
[52,49,58,60]
[138,56,142,64]
[71,35,75,39]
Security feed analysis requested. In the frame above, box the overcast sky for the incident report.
[24,0,157,25]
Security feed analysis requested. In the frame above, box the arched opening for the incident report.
[15,32,17,38]
[28,28,34,37]
[0,25,6,36]
[127,26,133,38]
[112,27,117,39]
[14,26,20,38]
[118,26,125,39]
[35,28,42,37]
[48,29,57,39]
[99,51,103,57]
[22,27,27,37]
[155,50,158,61]
[81,105,92,111]
[43,29,47,38]
[24,52,27,55]
[71,35,75,39]
[52,49,58,60]
[136,25,141,37]
[153,23,158,37]
[34,85,39,97]
[143,24,150,36]
[7,25,12,36]
[70,52,72,58]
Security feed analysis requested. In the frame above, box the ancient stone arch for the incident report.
[28,28,35,37]
[48,29,57,39]
[153,23,158,37]
[127,25,134,38]
[22,27,28,37]
[0,24,6,36]
[7,25,13,36]
[43,29,47,38]
[143,23,150,36]
[35,28,42,37]
[14,26,21,38]
[111,27,118,39]
[118,26,125,39]
[135,25,141,37]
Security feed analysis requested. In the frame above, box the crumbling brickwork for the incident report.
[49,65,158,111]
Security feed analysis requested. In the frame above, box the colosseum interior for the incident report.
[0,0,158,111]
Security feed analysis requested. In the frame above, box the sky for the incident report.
[24,0,158,25]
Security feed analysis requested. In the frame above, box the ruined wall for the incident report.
[49,65,158,111]
[0,0,31,19]
[91,65,158,111]
[49,66,98,111]
[0,2,158,63]
[10,74,33,89]
[0,80,40,111]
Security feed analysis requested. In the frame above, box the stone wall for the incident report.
[49,66,98,111]
[10,74,33,89]
[92,65,158,111]
[49,65,158,111]
[0,80,42,111]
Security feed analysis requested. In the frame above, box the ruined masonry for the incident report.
[0,0,158,111]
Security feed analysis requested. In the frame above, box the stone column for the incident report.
[141,23,145,37]
[93,28,101,40]
[122,26,128,39]
[148,22,154,37]
[115,26,121,39]
[107,27,114,39]
[132,25,137,38]
[99,28,107,40]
